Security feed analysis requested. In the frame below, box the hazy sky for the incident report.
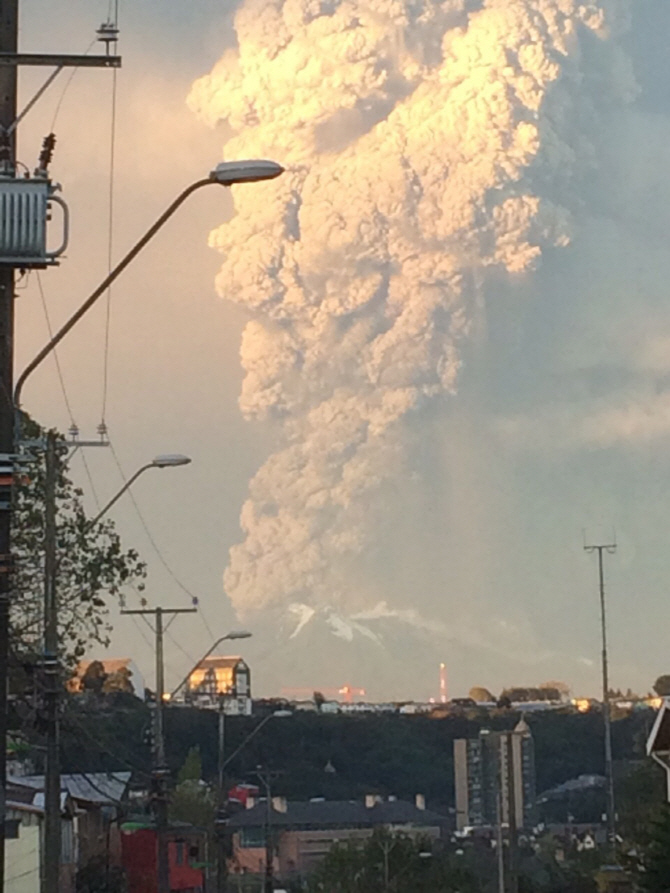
[16,0,670,701]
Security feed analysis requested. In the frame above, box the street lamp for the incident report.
[42,446,191,893]
[13,159,284,408]
[86,453,191,528]
[169,630,253,893]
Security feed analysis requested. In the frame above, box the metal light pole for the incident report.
[41,449,191,893]
[168,630,252,893]
[86,454,191,528]
[6,155,280,892]
[254,768,279,893]
[584,539,617,856]
[13,160,284,411]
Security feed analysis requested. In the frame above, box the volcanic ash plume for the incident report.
[188,0,632,623]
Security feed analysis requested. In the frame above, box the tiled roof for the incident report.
[230,799,445,829]
[9,772,131,805]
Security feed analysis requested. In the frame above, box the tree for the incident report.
[653,676,670,697]
[306,830,479,893]
[170,748,214,831]
[469,686,494,703]
[178,746,203,784]
[102,666,134,694]
[10,422,147,666]
[80,661,108,695]
[540,680,570,700]
[313,691,326,711]
[638,805,670,892]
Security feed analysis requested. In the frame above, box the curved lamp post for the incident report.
[13,159,284,408]
[86,453,191,528]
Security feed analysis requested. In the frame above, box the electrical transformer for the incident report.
[0,176,68,267]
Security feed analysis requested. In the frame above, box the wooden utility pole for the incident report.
[584,540,617,856]
[0,4,18,889]
[0,10,119,887]
[216,696,228,893]
[42,432,60,893]
[122,606,196,893]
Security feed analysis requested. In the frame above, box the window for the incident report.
[175,841,185,865]
[240,827,266,848]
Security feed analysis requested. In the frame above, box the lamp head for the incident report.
[152,454,192,468]
[210,160,284,185]
[225,630,252,640]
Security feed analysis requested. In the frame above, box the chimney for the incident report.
[246,796,256,810]
[365,794,382,808]
[415,794,425,811]
[272,796,287,814]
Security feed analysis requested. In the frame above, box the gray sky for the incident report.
[15,0,670,701]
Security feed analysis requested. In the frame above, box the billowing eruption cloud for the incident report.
[188,0,633,627]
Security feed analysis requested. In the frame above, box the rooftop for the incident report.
[230,798,445,829]
[8,772,131,805]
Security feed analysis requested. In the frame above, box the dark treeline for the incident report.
[53,696,657,814]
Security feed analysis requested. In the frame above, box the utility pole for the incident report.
[122,606,196,893]
[505,733,519,893]
[42,432,60,893]
[0,16,119,890]
[584,539,617,856]
[0,4,18,889]
[254,768,279,893]
[216,696,228,893]
[496,788,505,893]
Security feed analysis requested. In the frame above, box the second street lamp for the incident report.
[87,453,191,528]
[42,444,192,893]
[170,631,253,893]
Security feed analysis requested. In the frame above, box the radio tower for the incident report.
[439,663,448,703]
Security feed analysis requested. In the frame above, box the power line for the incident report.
[107,438,216,640]
[36,271,76,427]
[100,59,118,424]
[48,39,97,132]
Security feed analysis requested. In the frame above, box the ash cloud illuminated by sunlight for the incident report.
[188,0,633,638]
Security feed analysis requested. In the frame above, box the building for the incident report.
[646,697,670,799]
[5,772,131,893]
[183,655,251,715]
[228,795,444,880]
[454,719,536,832]
[120,822,206,893]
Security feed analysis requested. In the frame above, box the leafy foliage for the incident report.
[10,424,147,666]
[170,747,215,831]
[653,676,670,697]
[637,805,670,893]
[305,830,472,893]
